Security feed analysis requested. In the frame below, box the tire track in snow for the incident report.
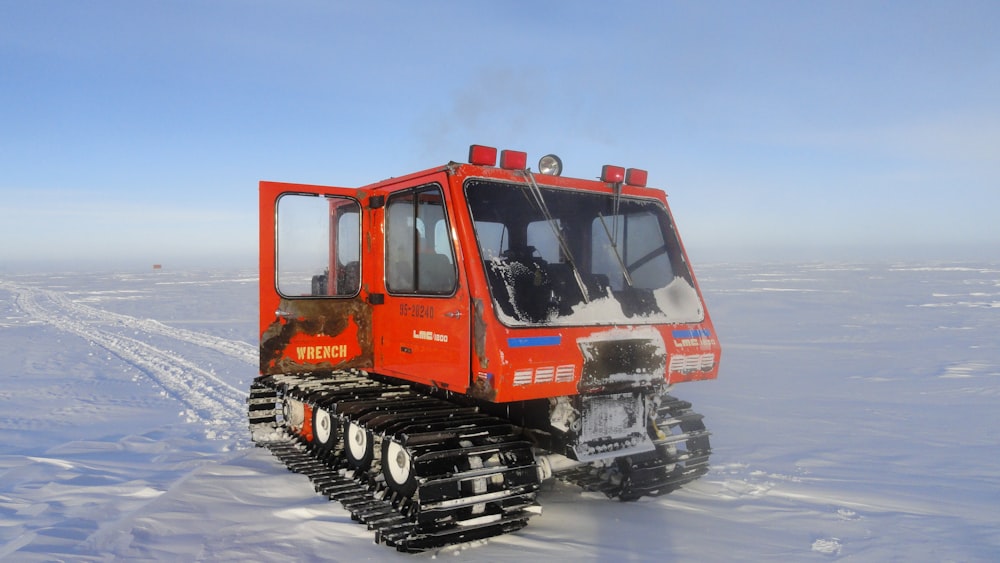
[4,282,253,443]
[46,287,258,365]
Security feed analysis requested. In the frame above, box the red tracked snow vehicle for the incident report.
[248,145,721,551]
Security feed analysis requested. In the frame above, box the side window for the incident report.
[386,185,457,295]
[276,193,360,297]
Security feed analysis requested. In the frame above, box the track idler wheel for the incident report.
[611,453,657,502]
[381,439,418,498]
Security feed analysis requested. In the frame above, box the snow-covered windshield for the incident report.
[465,179,704,326]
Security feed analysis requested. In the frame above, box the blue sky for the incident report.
[2,1,998,270]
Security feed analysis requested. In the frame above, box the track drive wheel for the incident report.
[282,396,305,434]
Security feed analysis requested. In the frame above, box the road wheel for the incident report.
[312,407,336,454]
[344,420,374,470]
[382,439,418,497]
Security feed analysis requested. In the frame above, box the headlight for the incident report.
[538,154,563,176]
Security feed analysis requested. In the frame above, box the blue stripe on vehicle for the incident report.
[672,329,712,339]
[508,336,562,348]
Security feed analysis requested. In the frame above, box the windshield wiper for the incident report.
[519,170,591,304]
[596,211,634,288]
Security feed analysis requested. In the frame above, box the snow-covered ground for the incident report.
[2,263,998,561]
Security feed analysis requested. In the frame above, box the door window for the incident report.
[276,193,360,297]
[385,186,457,295]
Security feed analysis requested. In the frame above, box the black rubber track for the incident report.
[248,370,541,552]
[247,370,710,550]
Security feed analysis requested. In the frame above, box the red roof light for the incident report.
[601,165,626,183]
[468,144,497,166]
[625,168,648,187]
[499,150,528,170]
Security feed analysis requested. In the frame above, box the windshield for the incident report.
[465,178,704,326]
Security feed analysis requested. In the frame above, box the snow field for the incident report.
[1,263,998,561]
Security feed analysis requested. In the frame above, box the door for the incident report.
[258,181,374,375]
[372,179,472,392]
